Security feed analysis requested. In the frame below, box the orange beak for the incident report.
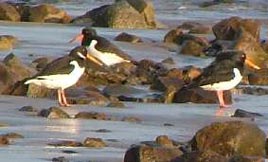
[86,53,104,66]
[69,34,84,43]
[245,59,261,70]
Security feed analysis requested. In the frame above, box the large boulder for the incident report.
[28,4,71,23]
[212,17,260,41]
[191,121,266,157]
[72,0,160,29]
[0,3,20,21]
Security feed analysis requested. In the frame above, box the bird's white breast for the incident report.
[200,68,242,91]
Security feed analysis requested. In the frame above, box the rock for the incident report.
[175,150,228,162]
[103,84,148,98]
[52,156,69,162]
[239,86,268,96]
[19,105,38,112]
[0,62,18,94]
[212,16,260,41]
[178,21,211,34]
[175,34,209,46]
[124,145,183,162]
[74,112,108,120]
[163,27,184,44]
[181,66,202,84]
[232,109,262,118]
[3,53,34,80]
[0,136,9,145]
[173,88,232,105]
[180,39,207,57]
[0,35,18,50]
[261,40,268,53]
[150,76,184,92]
[8,2,30,22]
[114,32,142,43]
[83,137,107,148]
[248,69,268,85]
[31,57,52,71]
[26,83,53,98]
[72,0,159,29]
[48,140,83,147]
[155,135,175,148]
[0,3,20,21]
[121,116,142,123]
[191,121,266,157]
[234,28,268,69]
[229,154,265,162]
[2,132,24,139]
[65,87,109,106]
[106,101,126,108]
[38,107,70,119]
[204,40,234,57]
[28,4,71,23]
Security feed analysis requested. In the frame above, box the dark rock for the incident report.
[173,88,232,105]
[175,150,228,162]
[8,2,30,22]
[180,39,207,57]
[0,136,9,145]
[248,69,268,85]
[181,66,202,84]
[28,4,71,23]
[212,16,260,41]
[150,76,184,92]
[38,107,70,119]
[0,63,18,94]
[52,156,69,162]
[74,112,108,120]
[0,35,18,50]
[204,40,234,57]
[106,101,126,108]
[191,121,266,157]
[62,150,77,154]
[114,32,142,43]
[3,53,34,80]
[72,0,160,29]
[178,21,211,34]
[124,145,183,162]
[232,109,262,118]
[103,84,148,98]
[48,140,83,147]
[0,3,20,21]
[229,154,265,162]
[239,86,268,96]
[19,106,38,112]
[83,137,107,148]
[31,57,52,71]
[2,132,24,139]
[94,129,112,133]
[163,28,184,44]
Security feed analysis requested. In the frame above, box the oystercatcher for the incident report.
[70,27,134,66]
[24,46,100,107]
[187,50,260,108]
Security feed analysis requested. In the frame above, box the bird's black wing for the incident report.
[35,56,75,77]
[188,59,236,88]
[95,37,133,61]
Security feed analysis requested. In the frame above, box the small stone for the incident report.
[19,106,38,112]
[121,116,142,123]
[52,156,69,162]
[38,107,70,119]
[2,132,24,139]
[48,140,83,147]
[83,137,107,148]
[74,112,108,120]
[232,109,262,118]
[0,136,9,145]
[114,32,142,43]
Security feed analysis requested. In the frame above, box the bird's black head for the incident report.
[82,27,97,37]
[69,46,88,60]
[216,50,246,64]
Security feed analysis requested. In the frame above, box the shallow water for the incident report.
[0,0,268,161]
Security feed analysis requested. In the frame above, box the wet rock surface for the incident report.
[38,107,70,119]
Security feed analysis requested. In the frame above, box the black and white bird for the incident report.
[186,50,260,108]
[70,27,135,66]
[24,46,101,107]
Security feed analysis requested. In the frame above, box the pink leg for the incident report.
[57,89,65,106]
[61,89,70,107]
[216,90,230,108]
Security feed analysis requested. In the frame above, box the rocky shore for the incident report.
[0,0,268,161]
